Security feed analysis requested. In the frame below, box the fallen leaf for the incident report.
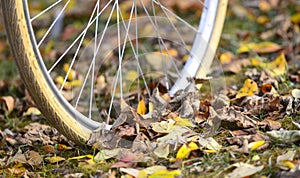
[151,119,175,133]
[259,1,272,12]
[173,117,194,127]
[236,79,258,98]
[256,15,270,25]
[139,166,167,177]
[291,12,300,24]
[219,52,234,64]
[292,89,300,99]
[198,137,222,151]
[41,145,57,154]
[188,142,199,151]
[68,154,93,161]
[237,41,282,54]
[248,140,265,151]
[154,144,170,158]
[94,148,122,162]
[22,107,41,116]
[176,144,190,159]
[226,163,264,178]
[45,156,65,163]
[137,99,147,115]
[63,63,76,81]
[251,53,287,77]
[148,169,181,178]
[120,168,139,177]
[0,96,14,115]
[276,151,296,170]
[25,150,43,166]
[57,143,72,151]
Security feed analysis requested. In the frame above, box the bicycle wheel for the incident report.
[1,0,227,144]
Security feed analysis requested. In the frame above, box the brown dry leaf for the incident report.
[57,143,72,151]
[41,145,57,153]
[239,94,280,116]
[25,150,43,166]
[257,118,281,130]
[227,131,269,152]
[219,107,257,129]
[0,96,14,115]
[222,58,251,74]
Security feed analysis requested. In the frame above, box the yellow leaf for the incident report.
[281,160,296,170]
[67,80,82,87]
[248,140,265,151]
[149,170,181,178]
[250,53,287,77]
[125,70,138,81]
[236,79,258,98]
[23,107,41,116]
[265,53,287,77]
[45,156,65,163]
[291,12,300,24]
[237,42,281,54]
[259,1,271,12]
[256,15,270,25]
[219,52,233,64]
[173,117,194,127]
[162,48,178,57]
[176,144,190,159]
[137,99,147,115]
[55,76,64,85]
[188,142,199,151]
[203,149,218,153]
[63,63,76,81]
[68,154,93,161]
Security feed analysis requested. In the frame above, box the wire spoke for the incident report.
[151,0,198,32]
[31,0,63,22]
[75,1,117,110]
[48,0,113,73]
[37,0,71,47]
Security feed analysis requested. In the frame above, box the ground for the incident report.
[0,0,300,177]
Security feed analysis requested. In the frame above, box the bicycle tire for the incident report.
[1,0,228,145]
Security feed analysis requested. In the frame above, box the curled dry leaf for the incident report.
[219,107,257,130]
[0,96,14,115]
